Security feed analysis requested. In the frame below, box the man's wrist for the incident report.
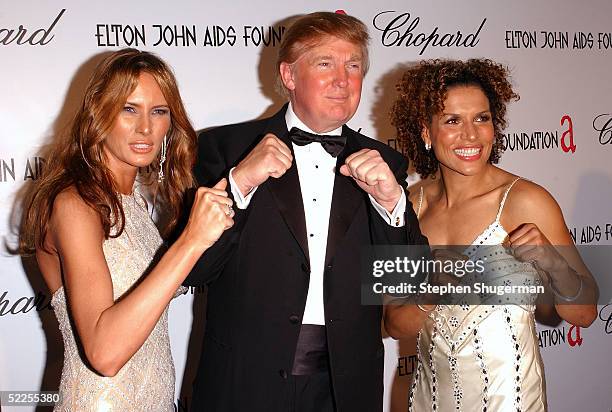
[375,185,403,213]
[232,167,254,197]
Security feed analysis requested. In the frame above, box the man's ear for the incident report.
[279,62,296,91]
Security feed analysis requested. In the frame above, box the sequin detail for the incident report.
[51,192,181,411]
[409,178,546,411]
[408,330,423,412]
[473,328,489,411]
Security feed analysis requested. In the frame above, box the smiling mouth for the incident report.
[453,147,482,159]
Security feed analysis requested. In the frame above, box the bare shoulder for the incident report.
[501,178,568,234]
[50,187,104,240]
[505,178,562,214]
[52,187,97,218]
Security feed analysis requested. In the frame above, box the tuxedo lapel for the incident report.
[324,127,364,266]
[264,106,310,264]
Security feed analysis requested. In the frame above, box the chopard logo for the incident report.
[599,304,612,335]
[372,11,486,55]
[0,9,65,46]
[593,114,612,145]
[0,291,52,316]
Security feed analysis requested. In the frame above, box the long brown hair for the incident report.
[20,48,196,254]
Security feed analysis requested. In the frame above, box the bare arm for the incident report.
[384,302,434,340]
[503,181,598,327]
[49,181,233,377]
[384,251,464,339]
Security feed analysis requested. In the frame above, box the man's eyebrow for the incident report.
[309,54,363,62]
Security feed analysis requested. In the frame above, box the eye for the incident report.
[153,108,169,116]
[123,105,136,113]
[347,63,362,72]
[318,61,330,68]
[445,117,459,125]
[475,114,491,122]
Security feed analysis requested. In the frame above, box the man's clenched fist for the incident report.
[232,134,293,196]
[339,149,402,212]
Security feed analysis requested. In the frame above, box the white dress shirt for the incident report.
[228,103,406,325]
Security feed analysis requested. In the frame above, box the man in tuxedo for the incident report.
[185,11,426,412]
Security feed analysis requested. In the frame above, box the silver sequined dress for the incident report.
[51,192,179,411]
[409,178,548,412]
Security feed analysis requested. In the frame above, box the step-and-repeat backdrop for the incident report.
[1,1,610,411]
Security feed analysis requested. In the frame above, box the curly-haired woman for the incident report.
[385,59,598,412]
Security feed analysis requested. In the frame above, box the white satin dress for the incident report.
[409,178,548,412]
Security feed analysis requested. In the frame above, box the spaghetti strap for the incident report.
[495,177,521,222]
[416,186,424,218]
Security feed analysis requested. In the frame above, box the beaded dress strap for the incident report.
[495,177,521,222]
[416,186,424,218]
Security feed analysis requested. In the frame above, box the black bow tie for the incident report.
[288,127,346,158]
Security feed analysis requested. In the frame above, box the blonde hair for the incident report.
[275,11,370,97]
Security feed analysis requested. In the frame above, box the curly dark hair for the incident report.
[390,59,519,178]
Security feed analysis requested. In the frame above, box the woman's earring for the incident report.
[425,142,431,151]
[158,135,168,183]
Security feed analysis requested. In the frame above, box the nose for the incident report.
[462,121,477,141]
[333,66,349,88]
[137,114,152,135]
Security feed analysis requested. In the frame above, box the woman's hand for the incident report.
[506,223,569,273]
[183,178,234,251]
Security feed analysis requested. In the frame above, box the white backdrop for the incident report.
[1,1,611,411]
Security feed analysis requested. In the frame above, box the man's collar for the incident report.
[285,102,343,136]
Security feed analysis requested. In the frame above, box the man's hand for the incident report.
[339,149,402,212]
[232,133,293,197]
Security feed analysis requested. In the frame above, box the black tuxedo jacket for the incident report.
[184,106,426,411]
